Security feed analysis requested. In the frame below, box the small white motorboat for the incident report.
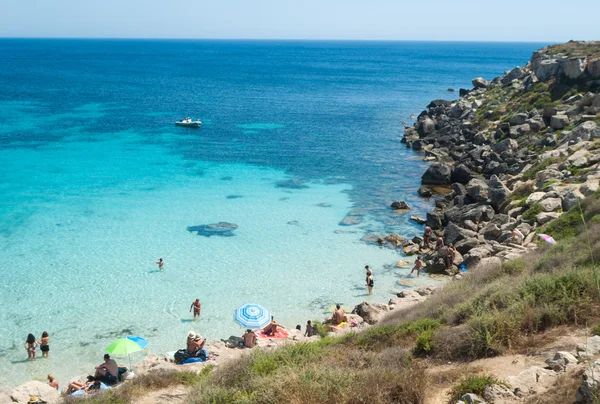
[175,117,202,128]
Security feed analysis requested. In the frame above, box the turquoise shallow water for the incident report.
[0,40,544,386]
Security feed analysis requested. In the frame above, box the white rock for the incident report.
[526,192,546,206]
[505,366,556,396]
[539,197,563,212]
[545,351,578,372]
[551,114,569,130]
[537,212,562,225]
[562,57,588,79]
[576,335,600,358]
[10,380,60,404]
[581,179,600,196]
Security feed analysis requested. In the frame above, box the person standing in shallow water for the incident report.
[366,273,374,295]
[38,331,50,358]
[190,298,202,320]
[24,333,37,360]
[156,258,164,271]
[365,265,372,285]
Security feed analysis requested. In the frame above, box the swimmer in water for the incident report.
[156,258,164,271]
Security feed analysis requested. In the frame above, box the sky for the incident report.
[1,0,599,41]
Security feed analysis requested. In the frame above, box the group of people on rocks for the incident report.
[411,226,458,276]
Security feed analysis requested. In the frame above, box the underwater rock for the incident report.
[187,222,239,237]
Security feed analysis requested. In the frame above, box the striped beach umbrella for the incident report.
[537,233,557,245]
[234,303,271,329]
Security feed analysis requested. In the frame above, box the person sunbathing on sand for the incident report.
[262,316,284,336]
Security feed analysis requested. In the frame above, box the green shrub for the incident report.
[414,329,435,354]
[523,202,543,222]
[450,375,502,402]
[250,343,324,376]
[592,324,600,336]
[311,320,328,339]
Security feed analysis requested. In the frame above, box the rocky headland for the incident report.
[397,41,600,277]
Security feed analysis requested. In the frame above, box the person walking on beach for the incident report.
[24,333,37,361]
[410,256,425,277]
[366,273,374,295]
[38,331,50,358]
[156,258,164,271]
[190,299,202,320]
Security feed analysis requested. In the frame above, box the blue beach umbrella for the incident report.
[126,336,149,349]
[234,303,271,329]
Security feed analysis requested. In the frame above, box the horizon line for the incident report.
[0,36,557,44]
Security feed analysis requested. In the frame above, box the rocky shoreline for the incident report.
[396,41,600,275]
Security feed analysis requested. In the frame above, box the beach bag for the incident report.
[174,349,191,364]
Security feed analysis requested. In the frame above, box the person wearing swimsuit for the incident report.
[156,258,164,271]
[38,331,50,358]
[24,333,37,360]
[190,299,202,320]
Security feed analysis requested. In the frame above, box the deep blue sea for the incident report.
[0,39,545,386]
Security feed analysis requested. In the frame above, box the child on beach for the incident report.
[38,331,50,358]
[24,333,37,360]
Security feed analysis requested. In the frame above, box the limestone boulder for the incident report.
[545,351,578,372]
[402,243,420,256]
[10,381,61,404]
[505,366,556,396]
[463,247,492,268]
[526,192,546,206]
[483,384,517,403]
[587,58,600,78]
[421,163,452,185]
[451,164,474,184]
[581,179,600,196]
[472,77,489,89]
[562,57,587,79]
[563,189,585,211]
[445,222,478,246]
[576,335,600,359]
[446,203,495,224]
[417,186,432,197]
[502,66,526,84]
[535,168,563,184]
[577,359,600,403]
[535,59,561,81]
[391,201,410,210]
[493,138,518,154]
[509,113,529,125]
[466,178,489,202]
[550,114,569,130]
[571,121,599,142]
[455,238,481,254]
[537,211,562,225]
[457,393,486,404]
[539,197,562,212]
[352,302,388,325]
[418,117,436,136]
[488,175,512,211]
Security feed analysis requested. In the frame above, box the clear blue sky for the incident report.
[1,0,598,41]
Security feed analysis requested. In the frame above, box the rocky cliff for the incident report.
[402,41,600,274]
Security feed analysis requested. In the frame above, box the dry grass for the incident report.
[524,371,582,404]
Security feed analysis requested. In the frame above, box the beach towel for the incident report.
[255,328,289,339]
[178,347,209,364]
